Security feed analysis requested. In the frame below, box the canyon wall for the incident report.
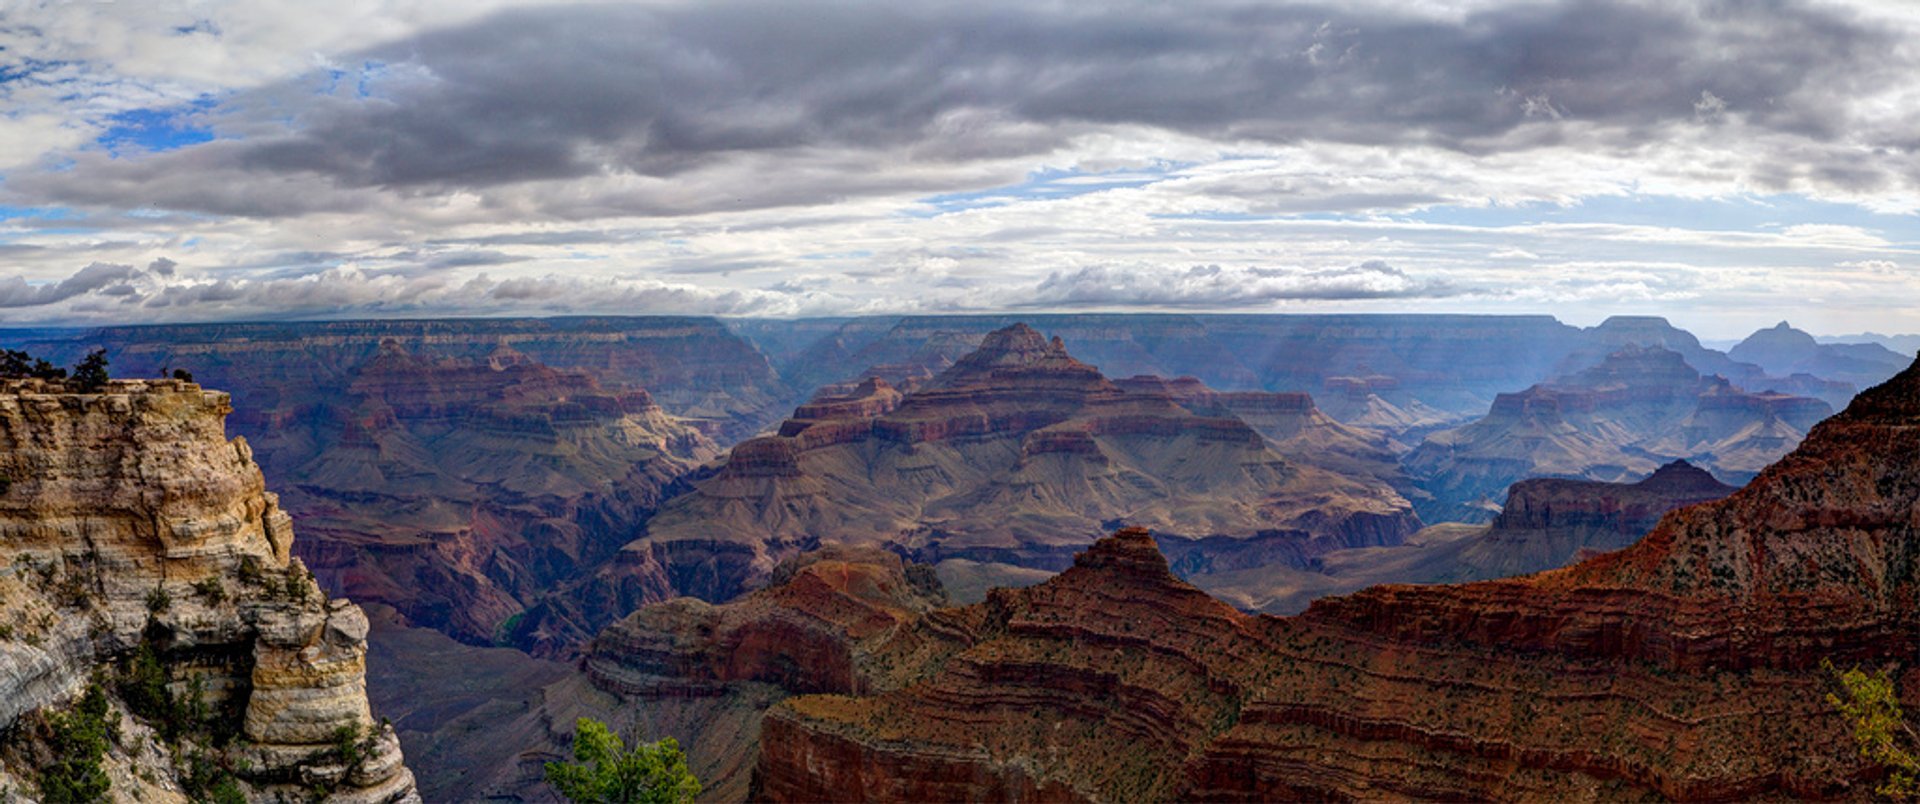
[0,378,416,801]
[752,352,1920,800]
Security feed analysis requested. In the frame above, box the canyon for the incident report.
[4,312,1907,801]
[1405,344,1830,522]
[1189,459,1739,614]
[754,348,1920,798]
[557,324,1420,647]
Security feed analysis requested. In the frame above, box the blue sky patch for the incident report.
[97,97,219,155]
[909,164,1184,217]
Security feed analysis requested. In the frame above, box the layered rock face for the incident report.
[285,342,717,646]
[1185,460,1737,615]
[592,324,1417,638]
[1312,375,1460,441]
[1458,459,1737,577]
[587,545,946,700]
[754,528,1265,802]
[1114,376,1407,489]
[580,546,948,799]
[1405,345,1831,522]
[24,316,789,445]
[758,352,1920,800]
[1730,321,1909,389]
[0,378,415,801]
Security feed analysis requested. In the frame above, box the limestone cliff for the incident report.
[0,378,416,802]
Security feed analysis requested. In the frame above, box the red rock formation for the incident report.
[755,354,1920,800]
[283,343,718,647]
[623,324,1418,621]
[588,546,946,700]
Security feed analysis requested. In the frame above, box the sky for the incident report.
[2,0,1919,338]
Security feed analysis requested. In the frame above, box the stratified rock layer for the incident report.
[1187,460,1738,615]
[1406,345,1830,522]
[615,324,1418,622]
[287,342,717,646]
[0,378,416,802]
[756,353,1920,800]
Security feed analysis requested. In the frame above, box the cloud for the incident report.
[1022,260,1460,308]
[0,262,142,308]
[0,259,843,322]
[8,0,1909,220]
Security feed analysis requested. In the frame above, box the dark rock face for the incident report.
[1405,345,1831,522]
[587,546,946,699]
[583,324,1417,644]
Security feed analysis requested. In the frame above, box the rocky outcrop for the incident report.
[773,314,1593,420]
[1464,460,1736,573]
[598,325,1417,642]
[0,378,415,801]
[1405,345,1831,522]
[1185,461,1737,615]
[586,545,946,700]
[284,343,717,647]
[754,528,1265,802]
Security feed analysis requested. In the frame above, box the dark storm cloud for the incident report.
[9,0,1902,219]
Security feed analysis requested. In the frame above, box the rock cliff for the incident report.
[0,378,416,801]
[1189,460,1738,614]
[285,342,717,647]
[755,352,1920,799]
[1113,375,1408,491]
[1406,345,1830,522]
[573,324,1416,647]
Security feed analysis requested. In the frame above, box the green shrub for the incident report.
[191,578,227,605]
[544,717,700,804]
[37,683,114,802]
[1828,659,1920,798]
[70,349,110,393]
[145,585,172,614]
[181,748,246,804]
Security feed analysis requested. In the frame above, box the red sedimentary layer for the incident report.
[628,323,1420,616]
[284,343,717,649]
[586,545,947,699]
[750,354,1920,800]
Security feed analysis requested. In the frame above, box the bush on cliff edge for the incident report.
[544,717,699,804]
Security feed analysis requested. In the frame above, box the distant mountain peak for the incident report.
[1637,460,1734,493]
[932,322,1094,386]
